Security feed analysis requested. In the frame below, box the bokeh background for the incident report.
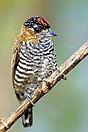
[0,0,88,132]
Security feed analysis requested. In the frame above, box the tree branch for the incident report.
[0,41,88,132]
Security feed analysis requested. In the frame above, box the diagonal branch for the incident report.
[0,41,88,132]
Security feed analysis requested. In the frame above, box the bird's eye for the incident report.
[34,27,41,33]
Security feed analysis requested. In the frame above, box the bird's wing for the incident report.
[11,35,21,85]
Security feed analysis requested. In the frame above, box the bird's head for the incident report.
[21,16,57,43]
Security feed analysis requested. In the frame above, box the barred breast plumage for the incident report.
[14,40,57,96]
[11,16,57,128]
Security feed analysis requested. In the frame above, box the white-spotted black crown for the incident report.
[24,16,51,32]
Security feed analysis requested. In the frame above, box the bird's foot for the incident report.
[24,92,35,106]
[62,74,67,80]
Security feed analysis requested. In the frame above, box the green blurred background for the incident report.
[0,0,88,132]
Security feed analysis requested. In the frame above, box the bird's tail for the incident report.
[22,107,33,127]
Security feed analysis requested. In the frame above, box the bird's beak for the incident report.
[45,30,57,37]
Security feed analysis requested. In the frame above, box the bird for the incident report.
[11,16,58,127]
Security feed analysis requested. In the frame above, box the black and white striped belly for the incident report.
[14,40,57,90]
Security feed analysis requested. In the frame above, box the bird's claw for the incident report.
[62,74,67,80]
[24,92,35,106]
